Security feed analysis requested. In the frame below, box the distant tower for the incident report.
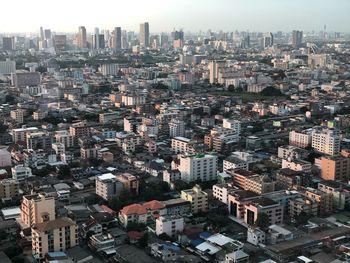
[77,26,87,49]
[94,27,100,49]
[39,27,44,40]
[139,22,150,48]
[292,30,303,48]
[113,27,122,51]
[262,32,274,48]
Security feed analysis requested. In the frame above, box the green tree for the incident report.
[5,95,15,104]
[138,232,149,248]
[227,85,235,92]
[58,165,71,179]
[4,245,23,258]
[260,86,283,97]
[294,211,311,226]
[255,212,270,229]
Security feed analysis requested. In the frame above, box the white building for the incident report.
[171,137,191,154]
[178,154,217,183]
[11,165,33,181]
[169,119,185,138]
[95,173,123,200]
[0,60,16,74]
[289,129,312,148]
[0,147,11,167]
[101,64,119,76]
[281,159,312,173]
[312,128,340,155]
[223,119,241,135]
[212,184,231,204]
[247,227,266,246]
[155,216,184,238]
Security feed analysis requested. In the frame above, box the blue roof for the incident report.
[47,252,67,257]
[190,238,205,247]
[199,231,213,239]
[162,243,181,252]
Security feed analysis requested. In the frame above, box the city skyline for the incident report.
[1,0,350,33]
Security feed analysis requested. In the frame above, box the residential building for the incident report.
[312,128,340,155]
[289,130,312,148]
[155,216,184,237]
[305,188,333,216]
[115,173,140,195]
[318,156,350,181]
[289,197,318,218]
[11,165,33,181]
[20,194,55,229]
[244,198,283,226]
[169,119,185,138]
[281,159,312,173]
[162,198,191,216]
[31,217,78,262]
[178,153,218,183]
[0,179,19,200]
[181,185,208,213]
[118,200,166,228]
[95,173,123,200]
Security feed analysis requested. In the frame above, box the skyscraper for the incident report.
[139,22,150,48]
[113,27,122,51]
[2,37,15,51]
[262,32,273,48]
[292,30,303,48]
[77,26,87,49]
[94,27,100,49]
[39,27,44,40]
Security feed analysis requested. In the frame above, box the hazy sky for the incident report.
[1,0,349,33]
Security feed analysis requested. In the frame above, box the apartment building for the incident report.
[171,137,191,154]
[20,194,55,229]
[0,179,19,200]
[95,173,123,200]
[244,198,283,226]
[312,128,340,155]
[305,188,333,216]
[178,154,217,183]
[181,185,208,213]
[318,156,350,181]
[31,217,78,262]
[289,130,312,148]
[12,165,33,181]
[155,216,184,237]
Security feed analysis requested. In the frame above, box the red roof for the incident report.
[100,205,115,215]
[120,200,165,216]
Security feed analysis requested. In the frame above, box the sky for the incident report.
[1,0,349,33]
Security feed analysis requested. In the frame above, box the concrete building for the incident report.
[155,216,184,237]
[89,233,115,252]
[162,198,191,216]
[178,153,217,183]
[139,22,150,48]
[31,217,77,262]
[11,165,33,181]
[55,131,75,148]
[10,109,24,123]
[318,156,350,181]
[312,128,340,155]
[281,159,312,173]
[247,227,266,246]
[115,173,139,195]
[208,60,225,84]
[244,175,276,195]
[26,131,53,151]
[289,130,312,148]
[213,183,231,204]
[0,146,11,167]
[244,198,283,226]
[305,188,333,216]
[278,145,309,160]
[118,200,166,228]
[292,30,303,48]
[289,197,318,218]
[77,26,87,49]
[0,179,19,200]
[95,173,123,200]
[181,185,208,213]
[20,194,55,229]
[12,127,39,143]
[171,137,191,154]
[0,59,16,74]
[169,119,185,138]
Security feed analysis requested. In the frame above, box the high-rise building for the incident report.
[261,32,273,48]
[208,60,225,84]
[292,30,303,48]
[181,185,208,213]
[178,154,218,183]
[0,59,16,74]
[319,156,350,181]
[169,119,185,138]
[312,128,340,155]
[44,29,51,40]
[98,34,105,49]
[54,35,67,51]
[0,179,19,200]
[77,26,87,49]
[31,217,78,262]
[112,27,122,50]
[20,193,55,229]
[172,30,184,41]
[94,27,99,49]
[2,37,15,50]
[39,27,45,40]
[139,22,150,47]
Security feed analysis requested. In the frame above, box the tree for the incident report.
[0,229,8,240]
[300,106,309,114]
[255,212,269,229]
[294,211,311,226]
[0,123,8,133]
[227,85,235,92]
[260,86,283,97]
[4,245,23,258]
[58,165,71,179]
[5,95,15,104]
[138,232,148,248]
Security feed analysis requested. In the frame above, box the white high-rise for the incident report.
[0,59,16,75]
[169,119,185,138]
[312,128,340,155]
[178,154,218,183]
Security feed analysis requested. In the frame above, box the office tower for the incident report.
[44,29,51,40]
[2,37,15,50]
[39,27,44,40]
[208,60,225,84]
[169,119,185,137]
[54,35,67,51]
[113,27,122,50]
[121,30,128,49]
[94,27,99,49]
[160,34,169,49]
[77,26,87,49]
[262,32,273,48]
[0,59,16,74]
[292,30,303,48]
[172,30,184,41]
[98,34,105,49]
[139,22,150,47]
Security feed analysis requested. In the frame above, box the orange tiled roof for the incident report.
[120,200,165,216]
